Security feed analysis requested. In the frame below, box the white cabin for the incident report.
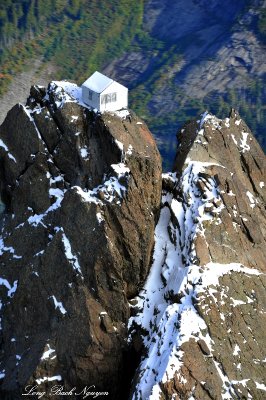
[81,71,128,112]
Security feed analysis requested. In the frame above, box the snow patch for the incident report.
[50,296,67,315]
[231,135,238,145]
[28,189,65,227]
[199,111,221,129]
[246,191,257,208]
[80,147,89,159]
[111,162,130,177]
[115,139,124,152]
[126,144,133,156]
[36,375,62,385]
[0,139,17,163]
[240,131,250,153]
[74,186,101,205]
[96,212,104,224]
[41,344,56,360]
[224,118,230,128]
[0,278,18,298]
[71,115,79,122]
[129,162,263,399]
[74,160,130,206]
[0,239,22,259]
[255,382,266,391]
[49,188,64,199]
[62,232,82,276]
[35,250,44,257]
[233,344,241,356]
[113,109,130,119]
[50,81,87,108]
[22,105,43,141]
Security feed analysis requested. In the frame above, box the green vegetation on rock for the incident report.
[0,0,144,94]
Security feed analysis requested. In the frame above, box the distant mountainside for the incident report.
[0,0,265,168]
[104,0,266,167]
[0,82,265,399]
[0,0,144,94]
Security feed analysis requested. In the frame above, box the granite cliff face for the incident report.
[105,0,266,102]
[103,0,266,165]
[0,81,265,400]
[129,110,266,399]
[0,82,162,399]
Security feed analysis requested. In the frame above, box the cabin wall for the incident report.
[81,85,100,109]
[99,82,128,112]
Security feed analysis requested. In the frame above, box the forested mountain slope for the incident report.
[104,0,266,166]
[0,0,144,94]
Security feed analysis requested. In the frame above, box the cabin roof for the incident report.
[82,71,114,93]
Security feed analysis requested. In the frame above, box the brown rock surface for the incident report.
[0,82,162,399]
[173,110,266,271]
[129,110,266,399]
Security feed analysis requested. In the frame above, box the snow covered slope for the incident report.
[129,111,266,399]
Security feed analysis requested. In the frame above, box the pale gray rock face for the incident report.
[104,0,266,109]
[0,82,162,400]
[144,0,246,42]
[128,110,266,399]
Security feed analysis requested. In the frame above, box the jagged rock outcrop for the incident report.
[129,111,266,399]
[1,78,266,400]
[0,82,162,399]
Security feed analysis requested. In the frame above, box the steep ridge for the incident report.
[0,82,162,399]
[0,79,265,400]
[129,111,266,399]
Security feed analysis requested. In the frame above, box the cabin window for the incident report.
[101,92,117,104]
[88,90,93,100]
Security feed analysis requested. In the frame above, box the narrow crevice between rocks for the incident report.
[241,219,255,244]
[240,153,261,198]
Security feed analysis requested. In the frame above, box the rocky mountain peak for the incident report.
[129,109,266,399]
[0,81,162,399]
[0,79,265,399]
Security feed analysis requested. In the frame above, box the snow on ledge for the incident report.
[129,163,264,400]
[41,344,56,360]
[50,81,129,118]
[112,109,130,119]
[62,232,83,277]
[0,277,18,298]
[199,111,222,129]
[50,295,67,315]
[36,375,62,385]
[0,139,17,163]
[50,81,86,108]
